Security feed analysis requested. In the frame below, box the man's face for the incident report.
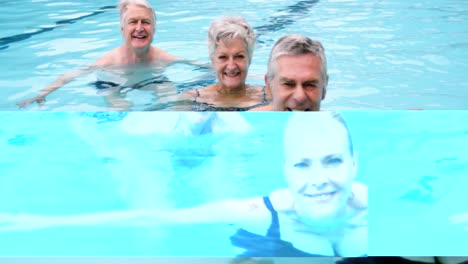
[121,5,155,50]
[267,53,327,111]
[283,116,355,223]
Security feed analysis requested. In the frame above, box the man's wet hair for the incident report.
[118,0,157,29]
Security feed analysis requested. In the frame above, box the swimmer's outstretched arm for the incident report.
[16,66,96,109]
[0,197,270,231]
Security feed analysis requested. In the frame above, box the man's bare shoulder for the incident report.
[93,47,120,66]
[151,46,177,62]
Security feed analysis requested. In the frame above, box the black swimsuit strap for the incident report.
[194,89,200,103]
[262,86,267,103]
[263,196,280,239]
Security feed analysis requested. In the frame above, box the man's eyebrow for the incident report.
[278,77,294,82]
[304,79,320,84]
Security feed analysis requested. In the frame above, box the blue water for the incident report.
[0,112,287,257]
[1,111,467,257]
[1,0,467,110]
[356,111,468,256]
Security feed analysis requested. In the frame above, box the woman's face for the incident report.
[283,117,356,223]
[211,37,250,90]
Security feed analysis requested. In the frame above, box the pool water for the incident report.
[0,112,287,256]
[1,111,467,257]
[354,111,468,256]
[1,0,467,110]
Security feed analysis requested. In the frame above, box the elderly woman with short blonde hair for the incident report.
[186,16,270,111]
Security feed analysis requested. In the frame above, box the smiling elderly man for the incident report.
[252,34,328,111]
[17,0,185,109]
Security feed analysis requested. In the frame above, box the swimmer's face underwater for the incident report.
[283,115,356,223]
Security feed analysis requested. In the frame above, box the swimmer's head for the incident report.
[208,16,256,64]
[119,0,156,29]
[266,35,328,111]
[267,34,327,83]
[283,112,356,223]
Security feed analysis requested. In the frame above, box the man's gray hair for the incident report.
[266,34,327,82]
[207,16,256,64]
[118,0,156,28]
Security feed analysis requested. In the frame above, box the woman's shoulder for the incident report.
[350,182,367,209]
[269,189,294,211]
[189,84,216,97]
[345,182,368,229]
[184,89,199,98]
[247,84,264,91]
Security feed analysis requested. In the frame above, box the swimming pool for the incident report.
[0,111,467,257]
[1,0,467,110]
[0,112,289,257]
[351,111,468,256]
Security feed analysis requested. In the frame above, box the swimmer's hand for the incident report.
[17,96,46,109]
[448,212,468,231]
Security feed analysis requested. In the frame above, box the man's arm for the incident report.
[16,48,118,109]
[16,66,95,108]
[156,47,211,69]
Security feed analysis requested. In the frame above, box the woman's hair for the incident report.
[207,16,256,64]
[284,111,353,156]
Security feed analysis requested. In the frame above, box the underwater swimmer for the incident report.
[0,112,366,257]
